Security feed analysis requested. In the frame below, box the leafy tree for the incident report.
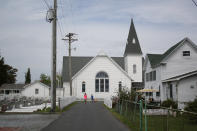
[40,73,51,86]
[0,56,18,86]
[25,68,31,84]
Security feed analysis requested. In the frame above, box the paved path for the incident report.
[42,102,130,131]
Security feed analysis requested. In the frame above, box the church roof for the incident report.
[62,56,125,82]
[124,19,142,56]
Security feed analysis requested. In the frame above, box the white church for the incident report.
[62,19,143,99]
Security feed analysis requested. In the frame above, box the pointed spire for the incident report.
[124,19,142,56]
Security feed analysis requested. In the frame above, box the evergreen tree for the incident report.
[25,68,31,84]
[0,56,18,86]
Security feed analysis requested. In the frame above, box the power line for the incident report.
[42,0,51,9]
[192,0,197,6]
[57,20,63,37]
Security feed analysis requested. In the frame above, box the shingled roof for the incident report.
[147,37,190,68]
[124,19,142,56]
[62,56,125,82]
[0,84,26,90]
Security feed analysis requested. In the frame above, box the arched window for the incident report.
[82,82,86,92]
[95,72,109,92]
[119,81,122,92]
[133,64,137,74]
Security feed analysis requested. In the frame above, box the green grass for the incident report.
[104,104,197,131]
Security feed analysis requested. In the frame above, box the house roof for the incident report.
[0,84,26,90]
[162,70,197,83]
[124,19,142,56]
[147,37,196,68]
[62,56,125,82]
[23,81,50,89]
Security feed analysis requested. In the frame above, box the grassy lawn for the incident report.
[104,104,197,131]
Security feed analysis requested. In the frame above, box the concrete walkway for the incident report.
[42,102,130,131]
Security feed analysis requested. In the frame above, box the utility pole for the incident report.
[51,0,57,112]
[46,0,57,112]
[62,33,78,96]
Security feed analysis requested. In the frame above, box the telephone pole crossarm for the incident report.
[62,33,78,96]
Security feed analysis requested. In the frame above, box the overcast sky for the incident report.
[0,0,197,83]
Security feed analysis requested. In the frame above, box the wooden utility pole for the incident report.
[51,0,57,112]
[62,33,78,96]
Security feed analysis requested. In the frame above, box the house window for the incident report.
[156,86,160,97]
[132,38,136,44]
[146,92,149,96]
[133,64,137,74]
[169,84,173,99]
[150,72,153,81]
[82,82,86,92]
[119,81,122,92]
[183,51,190,56]
[153,71,156,81]
[95,72,109,92]
[35,89,39,94]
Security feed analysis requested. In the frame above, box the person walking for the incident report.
[91,94,94,103]
[84,93,87,104]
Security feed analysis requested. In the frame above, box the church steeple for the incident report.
[124,19,142,56]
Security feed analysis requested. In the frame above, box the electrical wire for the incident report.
[42,0,51,9]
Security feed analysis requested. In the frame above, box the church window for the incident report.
[82,82,86,92]
[95,72,109,92]
[119,81,122,92]
[132,38,136,44]
[95,79,99,92]
[133,64,137,74]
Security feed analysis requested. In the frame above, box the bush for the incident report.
[185,97,197,123]
[161,99,177,109]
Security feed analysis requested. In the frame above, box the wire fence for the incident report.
[113,99,197,131]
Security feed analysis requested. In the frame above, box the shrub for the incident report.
[161,99,177,109]
[185,97,197,123]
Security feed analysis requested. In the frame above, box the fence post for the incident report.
[120,100,123,115]
[125,101,128,117]
[140,100,143,131]
[145,100,147,131]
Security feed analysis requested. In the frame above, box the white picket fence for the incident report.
[104,97,112,108]
[59,96,76,109]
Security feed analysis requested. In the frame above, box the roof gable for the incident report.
[71,55,132,81]
[147,37,197,68]
[23,81,50,89]
[62,56,125,82]
[124,19,142,56]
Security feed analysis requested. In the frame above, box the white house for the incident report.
[62,19,143,99]
[21,81,50,99]
[144,37,197,109]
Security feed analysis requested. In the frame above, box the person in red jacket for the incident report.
[84,93,87,104]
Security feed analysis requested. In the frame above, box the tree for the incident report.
[40,73,51,86]
[25,68,31,84]
[0,56,18,86]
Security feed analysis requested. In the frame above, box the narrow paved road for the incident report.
[42,102,130,131]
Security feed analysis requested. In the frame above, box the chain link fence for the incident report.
[113,99,197,131]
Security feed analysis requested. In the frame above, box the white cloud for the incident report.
[0,0,197,83]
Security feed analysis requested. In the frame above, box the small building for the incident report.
[22,81,50,99]
[0,84,25,100]
[144,37,197,109]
